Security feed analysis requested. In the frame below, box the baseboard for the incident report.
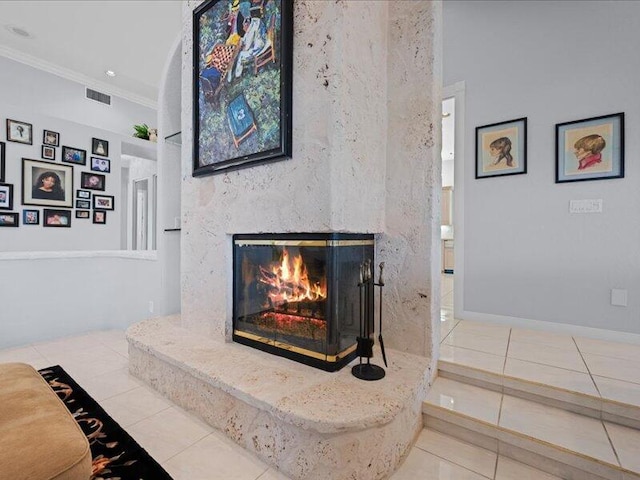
[460,310,640,345]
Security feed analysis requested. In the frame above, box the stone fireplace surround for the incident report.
[128,1,441,479]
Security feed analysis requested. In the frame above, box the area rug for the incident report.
[39,365,173,480]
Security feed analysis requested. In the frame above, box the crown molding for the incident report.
[0,45,158,109]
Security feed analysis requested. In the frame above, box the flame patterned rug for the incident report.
[39,365,172,480]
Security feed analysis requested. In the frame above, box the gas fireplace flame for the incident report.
[257,248,327,306]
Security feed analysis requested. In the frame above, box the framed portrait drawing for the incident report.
[42,145,56,161]
[0,141,5,182]
[62,146,87,165]
[81,172,106,191]
[193,0,293,176]
[91,157,111,173]
[43,208,72,227]
[93,210,107,224]
[76,210,90,219]
[0,212,19,227]
[23,209,39,225]
[556,113,624,183]
[22,158,73,208]
[476,118,527,179]
[92,138,109,157]
[6,119,33,145]
[43,130,60,147]
[0,183,13,210]
[92,194,114,211]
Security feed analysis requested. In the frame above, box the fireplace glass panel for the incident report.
[233,233,374,371]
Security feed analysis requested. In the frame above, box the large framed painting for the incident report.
[476,118,527,179]
[193,0,293,176]
[0,141,5,182]
[22,158,73,208]
[556,112,624,183]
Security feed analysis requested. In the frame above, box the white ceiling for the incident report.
[0,1,183,107]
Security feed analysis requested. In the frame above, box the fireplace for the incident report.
[233,233,374,371]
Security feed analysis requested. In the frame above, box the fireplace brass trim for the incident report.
[234,329,357,362]
[234,239,374,247]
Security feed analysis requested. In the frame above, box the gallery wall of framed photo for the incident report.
[0,107,122,252]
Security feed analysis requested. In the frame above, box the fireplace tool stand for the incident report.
[352,261,388,381]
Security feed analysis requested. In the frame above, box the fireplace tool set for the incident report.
[352,260,388,381]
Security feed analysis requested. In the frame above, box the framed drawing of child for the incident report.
[556,113,624,183]
[475,117,527,179]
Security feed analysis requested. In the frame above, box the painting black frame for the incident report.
[75,200,91,209]
[75,210,90,219]
[43,208,72,228]
[22,158,74,208]
[43,130,60,147]
[81,172,106,191]
[62,146,87,166]
[555,112,624,184]
[23,209,40,225]
[192,0,293,177]
[93,210,107,224]
[0,183,13,210]
[475,117,528,179]
[0,142,5,182]
[91,157,111,173]
[42,145,56,161]
[6,119,33,145]
[92,194,114,211]
[92,138,109,157]
[0,212,19,227]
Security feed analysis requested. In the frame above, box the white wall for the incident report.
[0,56,156,137]
[444,1,640,334]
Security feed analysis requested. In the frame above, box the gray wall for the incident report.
[0,56,156,137]
[444,1,640,333]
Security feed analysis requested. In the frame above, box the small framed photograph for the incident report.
[76,190,91,199]
[23,209,39,225]
[76,199,91,209]
[476,118,527,179]
[92,138,109,157]
[90,157,111,173]
[43,208,72,227]
[556,112,624,184]
[22,158,73,208]
[93,210,107,224]
[6,119,33,145]
[75,210,90,219]
[0,141,5,182]
[43,130,60,147]
[0,183,13,210]
[61,146,87,165]
[81,172,105,191]
[42,145,56,161]
[92,194,114,211]
[0,212,19,227]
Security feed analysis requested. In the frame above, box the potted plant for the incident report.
[133,124,150,140]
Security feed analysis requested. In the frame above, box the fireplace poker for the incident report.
[377,262,388,368]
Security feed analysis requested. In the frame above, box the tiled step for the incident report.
[423,377,640,480]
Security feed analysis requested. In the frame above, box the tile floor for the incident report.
[1,274,636,479]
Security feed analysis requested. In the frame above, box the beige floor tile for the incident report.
[439,344,505,374]
[440,318,458,340]
[128,406,212,463]
[425,377,502,425]
[454,320,511,340]
[163,431,269,480]
[504,357,599,396]
[0,345,51,369]
[390,448,489,480]
[507,340,588,373]
[443,330,509,356]
[415,429,497,478]
[31,333,103,358]
[495,456,562,479]
[78,365,143,401]
[499,395,618,465]
[509,328,575,350]
[575,337,640,363]
[256,468,291,480]
[57,353,129,383]
[583,353,640,385]
[594,375,640,407]
[604,422,640,473]
[101,385,172,427]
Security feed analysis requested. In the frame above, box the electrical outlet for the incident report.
[611,289,627,307]
[148,300,154,313]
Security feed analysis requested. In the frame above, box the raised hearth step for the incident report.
[438,348,640,430]
[423,377,640,480]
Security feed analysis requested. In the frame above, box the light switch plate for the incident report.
[611,289,628,307]
[570,199,603,214]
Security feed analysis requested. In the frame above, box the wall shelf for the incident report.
[164,228,181,232]
[164,131,182,146]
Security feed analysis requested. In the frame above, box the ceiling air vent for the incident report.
[86,88,111,106]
